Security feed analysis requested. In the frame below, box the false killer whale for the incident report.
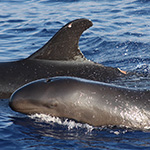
[0,18,125,99]
[9,76,150,129]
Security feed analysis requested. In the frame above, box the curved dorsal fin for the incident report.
[28,18,93,61]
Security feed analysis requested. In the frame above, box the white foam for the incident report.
[29,109,150,133]
[29,114,134,135]
[110,129,128,135]
[29,114,94,132]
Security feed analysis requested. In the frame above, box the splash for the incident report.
[29,114,133,135]
[29,114,94,132]
[135,64,150,77]
[120,105,150,130]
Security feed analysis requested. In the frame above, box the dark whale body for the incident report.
[10,76,150,129]
[0,19,125,99]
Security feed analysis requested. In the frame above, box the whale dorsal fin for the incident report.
[28,19,93,61]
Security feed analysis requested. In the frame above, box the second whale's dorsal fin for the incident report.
[28,18,93,61]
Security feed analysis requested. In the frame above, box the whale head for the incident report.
[9,77,93,118]
[9,77,75,116]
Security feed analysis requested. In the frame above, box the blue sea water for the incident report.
[0,0,150,149]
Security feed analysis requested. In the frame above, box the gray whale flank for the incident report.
[9,76,150,129]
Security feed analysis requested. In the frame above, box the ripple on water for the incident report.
[0,0,150,149]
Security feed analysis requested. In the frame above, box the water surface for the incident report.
[0,0,150,149]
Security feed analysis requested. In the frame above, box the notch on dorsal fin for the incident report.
[28,18,93,61]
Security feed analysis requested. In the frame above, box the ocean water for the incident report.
[0,0,150,149]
